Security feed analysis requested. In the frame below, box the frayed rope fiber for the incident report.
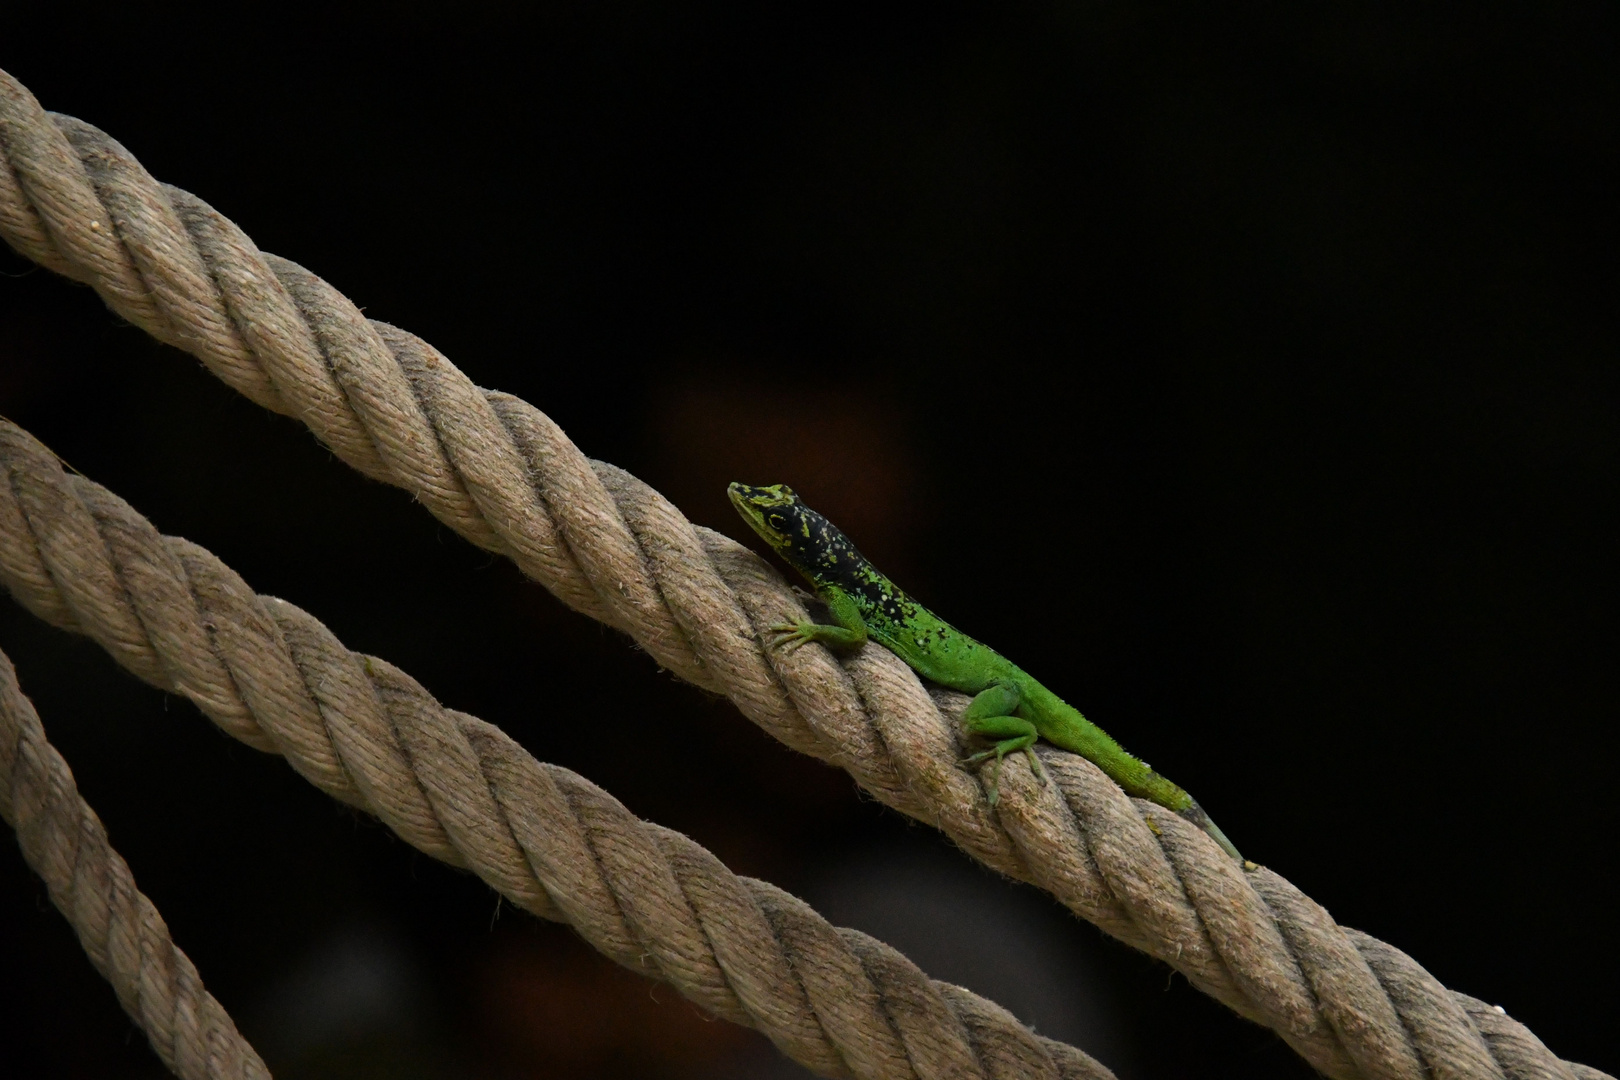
[0,417,1114,1080]
[0,647,270,1080]
[0,66,1607,1080]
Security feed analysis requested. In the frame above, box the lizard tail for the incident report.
[1180,800,1243,862]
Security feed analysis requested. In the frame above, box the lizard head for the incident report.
[727,483,809,556]
[729,482,873,592]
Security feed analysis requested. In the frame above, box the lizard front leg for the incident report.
[958,681,1046,806]
[770,587,869,654]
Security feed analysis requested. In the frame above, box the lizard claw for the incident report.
[768,621,816,653]
[957,752,1005,805]
[1025,747,1048,787]
[984,757,1003,806]
[960,744,1043,806]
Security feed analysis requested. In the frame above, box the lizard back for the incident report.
[766,497,1016,692]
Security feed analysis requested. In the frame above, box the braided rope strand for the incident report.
[0,68,1604,1080]
[0,418,1112,1080]
[0,649,271,1080]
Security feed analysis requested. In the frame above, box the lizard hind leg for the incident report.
[958,682,1046,806]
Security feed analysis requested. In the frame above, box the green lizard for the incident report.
[729,482,1243,862]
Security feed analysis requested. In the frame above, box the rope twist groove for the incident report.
[0,649,269,1080]
[0,419,1112,1080]
[0,67,1605,1080]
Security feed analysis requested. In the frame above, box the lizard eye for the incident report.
[765,512,788,532]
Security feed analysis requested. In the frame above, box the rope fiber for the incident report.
[0,66,1607,1080]
[0,647,270,1080]
[0,417,1114,1080]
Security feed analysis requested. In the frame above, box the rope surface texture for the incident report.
[0,418,1114,1080]
[0,67,1606,1080]
[0,647,270,1080]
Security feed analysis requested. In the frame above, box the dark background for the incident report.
[1,3,1614,1078]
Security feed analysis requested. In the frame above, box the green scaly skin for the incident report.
[729,482,1244,862]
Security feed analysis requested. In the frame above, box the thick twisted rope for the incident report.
[0,69,1605,1080]
[0,419,1114,1080]
[0,647,270,1080]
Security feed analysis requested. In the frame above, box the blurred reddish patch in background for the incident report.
[646,375,926,583]
[474,922,772,1078]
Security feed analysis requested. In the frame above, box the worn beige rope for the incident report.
[0,68,1606,1080]
[0,419,1114,1080]
[0,647,270,1080]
